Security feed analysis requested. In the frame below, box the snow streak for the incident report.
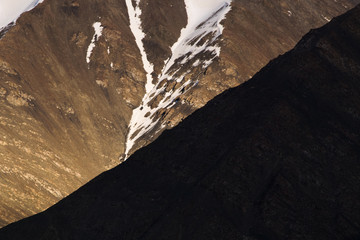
[86,22,103,65]
[124,0,232,159]
[125,0,155,93]
[124,0,155,158]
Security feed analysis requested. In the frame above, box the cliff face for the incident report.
[0,0,359,227]
[1,4,359,239]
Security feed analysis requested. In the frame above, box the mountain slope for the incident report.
[0,0,359,227]
[1,4,359,239]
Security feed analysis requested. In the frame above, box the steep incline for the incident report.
[1,5,359,239]
[0,0,359,227]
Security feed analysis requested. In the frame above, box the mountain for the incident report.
[1,4,359,239]
[0,0,359,227]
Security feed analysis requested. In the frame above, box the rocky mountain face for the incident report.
[0,0,359,227]
[1,4,359,239]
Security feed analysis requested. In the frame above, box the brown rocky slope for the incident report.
[1,4,359,239]
[0,0,359,227]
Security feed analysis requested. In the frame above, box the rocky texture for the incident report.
[1,4,360,239]
[139,0,187,75]
[0,0,143,227]
[0,23,15,39]
[0,0,359,228]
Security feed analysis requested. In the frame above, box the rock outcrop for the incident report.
[1,4,359,239]
[0,0,359,227]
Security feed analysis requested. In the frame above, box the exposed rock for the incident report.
[6,91,34,107]
[0,87,7,97]
[0,59,17,75]
[70,32,88,48]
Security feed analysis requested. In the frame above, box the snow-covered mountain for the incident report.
[0,0,43,30]
[0,0,359,228]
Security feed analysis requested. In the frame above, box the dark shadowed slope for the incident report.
[1,4,360,240]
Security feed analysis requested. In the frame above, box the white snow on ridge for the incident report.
[124,0,155,158]
[0,0,43,30]
[86,22,103,65]
[125,0,155,93]
[124,0,232,159]
[162,0,232,78]
[186,0,232,27]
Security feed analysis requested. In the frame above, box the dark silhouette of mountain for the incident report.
[1,4,360,240]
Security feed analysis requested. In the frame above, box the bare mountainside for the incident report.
[0,0,359,227]
[1,4,359,239]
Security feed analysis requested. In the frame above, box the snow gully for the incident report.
[124,0,232,159]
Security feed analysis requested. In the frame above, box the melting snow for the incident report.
[107,46,114,68]
[321,14,331,22]
[86,22,103,65]
[124,0,232,159]
[0,0,43,30]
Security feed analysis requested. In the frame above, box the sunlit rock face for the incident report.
[0,0,359,228]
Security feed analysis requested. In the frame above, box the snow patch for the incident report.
[107,46,114,68]
[321,14,331,22]
[86,22,103,65]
